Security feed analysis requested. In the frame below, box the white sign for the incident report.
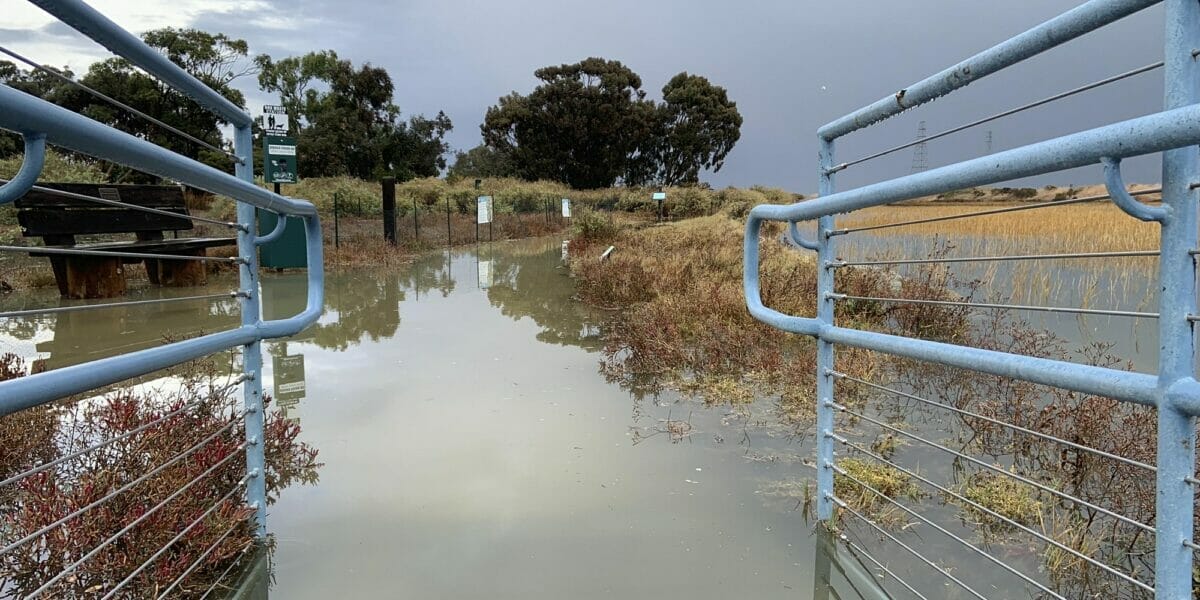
[561,198,571,218]
[476,196,493,224]
[652,192,667,201]
[267,143,296,156]
[278,381,306,394]
[478,259,493,288]
[262,104,288,135]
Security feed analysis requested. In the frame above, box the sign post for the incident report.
[653,191,667,222]
[262,104,296,188]
[476,196,493,243]
[263,136,297,184]
[258,104,306,268]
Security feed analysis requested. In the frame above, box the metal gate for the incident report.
[745,0,1199,597]
[0,0,323,596]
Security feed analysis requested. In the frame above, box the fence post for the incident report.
[1154,1,1199,597]
[233,123,267,538]
[413,197,420,241]
[816,136,837,523]
[333,191,340,249]
[446,197,451,246]
[382,177,396,245]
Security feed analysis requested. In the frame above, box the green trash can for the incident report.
[257,208,308,269]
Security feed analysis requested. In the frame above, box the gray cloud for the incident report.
[3,0,1171,190]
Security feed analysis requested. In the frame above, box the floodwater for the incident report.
[259,240,836,599]
[0,234,1157,598]
[0,238,875,599]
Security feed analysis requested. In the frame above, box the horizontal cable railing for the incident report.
[832,497,989,599]
[829,400,1155,535]
[0,179,245,229]
[24,441,248,598]
[99,476,251,600]
[0,292,245,319]
[829,187,1164,236]
[829,370,1157,472]
[0,374,249,489]
[0,416,245,556]
[0,44,243,164]
[743,0,1198,597]
[828,293,1160,319]
[826,61,1165,174]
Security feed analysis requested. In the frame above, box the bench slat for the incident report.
[27,237,237,257]
[14,183,189,210]
[18,207,193,236]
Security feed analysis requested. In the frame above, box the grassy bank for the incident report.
[564,206,1181,596]
[564,211,973,414]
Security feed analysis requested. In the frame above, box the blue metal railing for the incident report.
[0,0,323,593]
[745,0,1198,597]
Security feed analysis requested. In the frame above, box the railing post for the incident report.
[234,123,267,539]
[816,136,837,521]
[1155,1,1199,597]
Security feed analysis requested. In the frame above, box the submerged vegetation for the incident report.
[565,196,1191,599]
[832,458,921,523]
[566,213,976,417]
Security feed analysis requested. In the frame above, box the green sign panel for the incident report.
[273,353,306,404]
[264,135,297,184]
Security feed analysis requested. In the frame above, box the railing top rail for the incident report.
[26,0,253,128]
[817,0,1160,141]
[757,102,1200,223]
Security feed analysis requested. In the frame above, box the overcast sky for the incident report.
[2,0,1170,192]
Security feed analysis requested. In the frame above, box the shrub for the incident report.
[0,354,321,598]
[0,150,107,184]
[570,208,619,242]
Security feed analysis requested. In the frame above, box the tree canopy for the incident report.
[655,72,743,186]
[481,58,741,189]
[257,51,452,181]
[447,144,516,180]
[0,29,452,183]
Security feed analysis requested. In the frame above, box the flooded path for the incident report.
[263,238,834,598]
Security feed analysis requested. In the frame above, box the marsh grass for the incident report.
[833,457,921,524]
[567,214,976,430]
[957,470,1044,533]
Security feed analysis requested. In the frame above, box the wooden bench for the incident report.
[15,183,237,299]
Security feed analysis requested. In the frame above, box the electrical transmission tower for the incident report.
[986,130,993,154]
[911,120,929,173]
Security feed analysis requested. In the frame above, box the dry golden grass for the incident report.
[832,192,1163,311]
[839,201,1159,254]
[567,215,974,419]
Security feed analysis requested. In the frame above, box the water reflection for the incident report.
[270,346,306,423]
[0,286,240,372]
[483,240,605,350]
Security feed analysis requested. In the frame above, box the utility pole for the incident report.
[911,120,929,173]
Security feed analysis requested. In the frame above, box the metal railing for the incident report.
[0,0,323,595]
[745,0,1199,598]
